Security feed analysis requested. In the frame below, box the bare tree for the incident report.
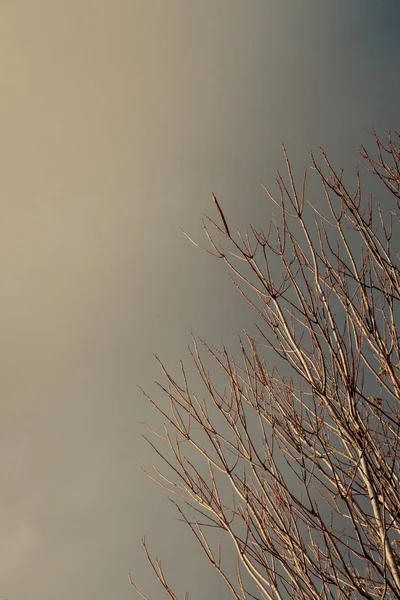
[130,131,400,600]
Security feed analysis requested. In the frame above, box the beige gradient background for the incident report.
[0,1,399,599]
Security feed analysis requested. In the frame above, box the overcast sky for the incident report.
[1,2,399,599]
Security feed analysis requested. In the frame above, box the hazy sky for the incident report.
[1,2,399,599]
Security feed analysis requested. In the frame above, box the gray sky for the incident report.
[1,1,399,599]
